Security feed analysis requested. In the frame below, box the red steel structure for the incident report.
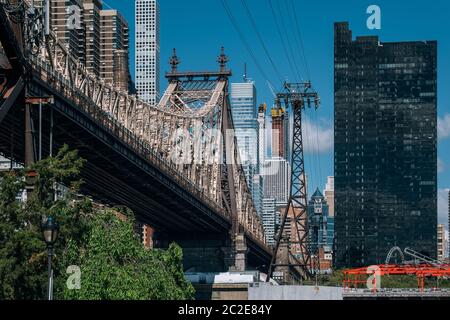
[343,264,450,291]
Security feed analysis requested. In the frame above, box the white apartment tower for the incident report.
[262,198,277,245]
[263,157,290,206]
[437,224,448,262]
[135,0,160,105]
[257,103,266,174]
[324,176,335,217]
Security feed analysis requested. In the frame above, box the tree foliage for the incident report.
[62,211,194,300]
[0,145,194,300]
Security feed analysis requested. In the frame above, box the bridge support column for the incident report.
[152,231,255,273]
[154,232,238,273]
[24,101,35,167]
[228,233,248,272]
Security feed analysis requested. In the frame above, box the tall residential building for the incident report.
[257,103,267,173]
[271,107,290,159]
[231,80,259,167]
[334,22,438,268]
[48,1,131,87]
[50,0,85,62]
[83,0,102,78]
[100,9,129,88]
[262,198,277,245]
[230,79,262,214]
[252,103,267,217]
[263,157,290,206]
[135,0,160,104]
[324,176,335,217]
[437,224,447,262]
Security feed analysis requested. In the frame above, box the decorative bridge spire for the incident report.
[217,46,229,73]
[169,48,180,73]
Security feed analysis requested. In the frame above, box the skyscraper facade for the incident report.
[100,9,129,87]
[135,0,160,104]
[231,81,259,167]
[257,103,267,173]
[83,0,102,78]
[253,103,267,217]
[262,198,277,245]
[307,188,333,254]
[334,22,438,268]
[437,224,447,262]
[48,0,131,90]
[263,157,290,207]
[324,176,335,217]
[50,0,85,62]
[230,80,262,214]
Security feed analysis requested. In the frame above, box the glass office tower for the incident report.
[334,22,437,268]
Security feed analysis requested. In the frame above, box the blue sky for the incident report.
[106,0,450,226]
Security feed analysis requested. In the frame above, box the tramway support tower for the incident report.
[267,82,320,283]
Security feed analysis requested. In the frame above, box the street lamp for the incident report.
[42,216,59,300]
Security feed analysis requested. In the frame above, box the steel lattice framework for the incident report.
[1,1,267,256]
[344,264,450,292]
[267,82,320,282]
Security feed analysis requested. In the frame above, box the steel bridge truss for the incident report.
[0,1,267,259]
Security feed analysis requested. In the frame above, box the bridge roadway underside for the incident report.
[0,77,271,273]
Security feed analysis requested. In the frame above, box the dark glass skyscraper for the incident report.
[334,22,438,268]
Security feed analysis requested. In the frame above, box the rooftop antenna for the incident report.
[243,63,247,82]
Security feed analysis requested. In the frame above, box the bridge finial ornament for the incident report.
[217,46,229,72]
[169,48,180,73]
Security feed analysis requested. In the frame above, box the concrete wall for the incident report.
[193,283,249,300]
[248,283,343,300]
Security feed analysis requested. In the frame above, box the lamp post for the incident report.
[42,216,59,300]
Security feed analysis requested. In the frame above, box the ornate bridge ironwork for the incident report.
[0,0,269,270]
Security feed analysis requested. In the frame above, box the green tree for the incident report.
[0,145,194,300]
[0,171,46,299]
[61,211,194,300]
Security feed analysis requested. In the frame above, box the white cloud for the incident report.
[438,157,445,173]
[302,118,334,154]
[438,189,449,229]
[438,114,450,140]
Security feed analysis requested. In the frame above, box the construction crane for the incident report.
[267,81,277,98]
[267,81,320,284]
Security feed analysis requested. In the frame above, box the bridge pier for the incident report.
[228,233,248,272]
[153,231,249,273]
[0,6,273,276]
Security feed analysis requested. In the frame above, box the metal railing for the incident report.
[29,54,230,223]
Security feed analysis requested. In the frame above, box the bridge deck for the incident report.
[0,2,272,270]
[0,67,272,268]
